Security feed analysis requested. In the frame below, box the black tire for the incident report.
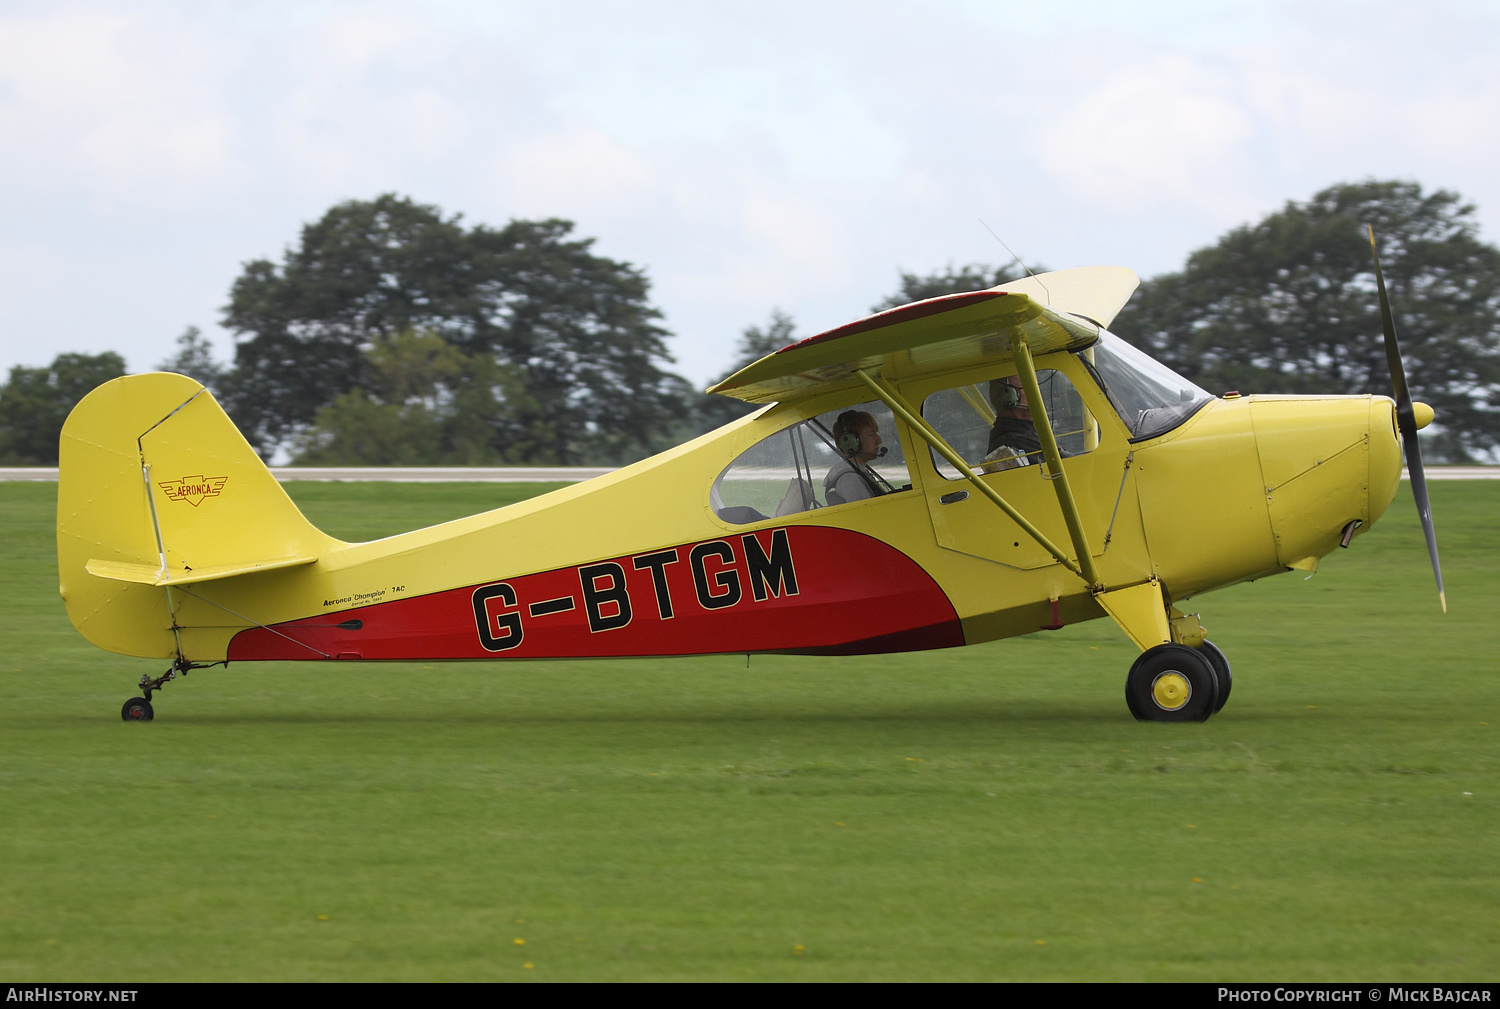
[1125,644,1219,722]
[1199,640,1232,713]
[1123,672,1145,720]
[121,697,154,722]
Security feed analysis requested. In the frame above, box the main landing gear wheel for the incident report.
[1125,644,1219,723]
[1200,640,1232,713]
[121,697,154,722]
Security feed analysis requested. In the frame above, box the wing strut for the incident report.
[852,369,1089,583]
[1011,334,1103,590]
[857,364,1175,649]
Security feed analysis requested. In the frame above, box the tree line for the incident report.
[3,181,1498,466]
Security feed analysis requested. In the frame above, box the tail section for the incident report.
[58,373,337,658]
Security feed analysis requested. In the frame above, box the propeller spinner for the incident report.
[1368,225,1447,613]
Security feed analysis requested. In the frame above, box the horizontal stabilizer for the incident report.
[86,554,317,587]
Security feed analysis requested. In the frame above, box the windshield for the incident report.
[1083,331,1213,441]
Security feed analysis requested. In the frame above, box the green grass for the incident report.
[1,480,1496,981]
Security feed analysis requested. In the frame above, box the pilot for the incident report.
[824,410,885,505]
[986,375,1044,465]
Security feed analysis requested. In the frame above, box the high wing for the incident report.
[708,266,1139,405]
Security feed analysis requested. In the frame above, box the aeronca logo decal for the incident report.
[158,475,228,507]
[471,528,799,652]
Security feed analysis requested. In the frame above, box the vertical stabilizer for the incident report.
[57,373,336,658]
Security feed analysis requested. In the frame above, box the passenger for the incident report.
[824,410,885,505]
[987,375,1042,463]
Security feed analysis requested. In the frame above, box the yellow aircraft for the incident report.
[57,237,1444,724]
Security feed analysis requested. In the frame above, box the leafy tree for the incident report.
[291,331,528,466]
[1113,181,1500,461]
[0,352,127,465]
[222,194,686,464]
[690,309,801,434]
[157,326,226,395]
[732,308,799,373]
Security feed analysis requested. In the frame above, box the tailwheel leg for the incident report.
[123,656,218,721]
[138,664,179,703]
[121,665,175,723]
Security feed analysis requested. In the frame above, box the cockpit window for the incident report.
[922,370,1097,480]
[1083,331,1213,441]
[712,401,911,524]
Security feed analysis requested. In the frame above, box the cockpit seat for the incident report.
[717,505,768,525]
[774,479,816,517]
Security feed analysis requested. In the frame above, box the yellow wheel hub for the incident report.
[1151,672,1191,711]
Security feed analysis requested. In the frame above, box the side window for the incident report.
[922,370,1096,480]
[712,401,911,524]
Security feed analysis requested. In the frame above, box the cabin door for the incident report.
[913,364,1127,569]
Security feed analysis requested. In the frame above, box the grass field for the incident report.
[1,479,1495,981]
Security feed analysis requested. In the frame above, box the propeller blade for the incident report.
[1368,226,1446,612]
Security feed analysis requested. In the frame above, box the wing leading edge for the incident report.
[709,266,1139,405]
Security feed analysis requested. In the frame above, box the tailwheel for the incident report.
[122,657,222,720]
[1199,640,1232,713]
[121,697,154,722]
[1125,644,1219,722]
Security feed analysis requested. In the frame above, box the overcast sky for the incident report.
[3,0,1498,387]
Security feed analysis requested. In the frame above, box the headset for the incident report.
[811,415,895,496]
[835,416,889,459]
[835,411,868,456]
[993,379,1023,411]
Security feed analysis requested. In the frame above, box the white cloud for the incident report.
[1037,54,1259,221]
[0,9,239,205]
[321,7,421,67]
[496,129,659,219]
[665,189,854,307]
[3,0,1500,386]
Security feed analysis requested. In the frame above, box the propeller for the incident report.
[1368,225,1446,613]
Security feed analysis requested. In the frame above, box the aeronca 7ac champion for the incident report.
[58,234,1445,723]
